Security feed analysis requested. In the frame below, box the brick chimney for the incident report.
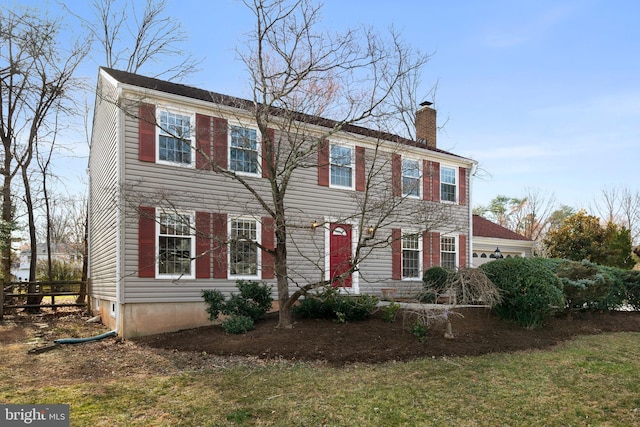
[415,101,437,149]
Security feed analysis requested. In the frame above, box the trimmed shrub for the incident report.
[556,260,625,310]
[533,258,565,274]
[225,280,273,321]
[293,287,379,322]
[201,289,226,321]
[221,315,255,334]
[201,280,273,326]
[480,257,564,328]
[618,269,640,309]
[420,266,451,303]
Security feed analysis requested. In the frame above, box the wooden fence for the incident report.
[2,280,86,310]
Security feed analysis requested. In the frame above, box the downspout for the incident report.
[114,83,125,336]
[468,161,478,268]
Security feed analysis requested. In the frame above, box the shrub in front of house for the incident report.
[556,260,625,311]
[201,280,273,333]
[221,315,255,334]
[419,266,451,303]
[480,257,564,328]
[224,280,274,321]
[292,287,379,322]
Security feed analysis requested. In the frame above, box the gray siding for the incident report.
[88,76,120,300]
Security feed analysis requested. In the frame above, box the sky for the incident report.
[13,0,640,211]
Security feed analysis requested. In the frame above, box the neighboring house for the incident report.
[12,243,83,281]
[471,215,534,267]
[89,67,476,337]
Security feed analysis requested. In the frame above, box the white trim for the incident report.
[328,142,355,190]
[155,106,197,168]
[440,233,459,270]
[115,93,125,329]
[228,216,262,280]
[323,217,360,294]
[155,209,196,280]
[439,164,459,204]
[401,157,422,199]
[401,230,423,280]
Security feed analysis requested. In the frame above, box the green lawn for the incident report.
[3,332,640,426]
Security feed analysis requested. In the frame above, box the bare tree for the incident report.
[0,6,89,316]
[591,186,640,246]
[519,187,557,242]
[215,0,434,328]
[102,0,463,331]
[65,0,201,81]
[475,188,557,246]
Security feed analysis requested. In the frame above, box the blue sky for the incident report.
[23,0,640,211]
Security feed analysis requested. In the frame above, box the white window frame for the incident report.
[329,143,355,190]
[440,165,458,203]
[156,108,195,167]
[440,234,458,270]
[440,164,460,203]
[402,158,421,198]
[228,123,261,176]
[156,210,196,280]
[228,217,262,279]
[402,231,422,280]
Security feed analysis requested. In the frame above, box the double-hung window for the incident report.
[440,235,457,270]
[330,144,353,188]
[441,166,457,202]
[230,126,259,174]
[230,218,260,277]
[402,158,421,198]
[158,212,194,277]
[402,233,421,279]
[158,110,193,165]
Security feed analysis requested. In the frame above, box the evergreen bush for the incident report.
[480,257,564,328]
[617,269,640,309]
[201,280,273,326]
[419,266,451,303]
[221,315,255,334]
[293,287,379,322]
[556,260,625,310]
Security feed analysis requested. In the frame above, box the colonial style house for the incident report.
[89,67,476,336]
[471,215,535,266]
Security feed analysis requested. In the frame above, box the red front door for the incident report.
[330,223,352,287]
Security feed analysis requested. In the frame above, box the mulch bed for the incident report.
[133,308,640,366]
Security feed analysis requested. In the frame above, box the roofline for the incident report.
[99,67,476,165]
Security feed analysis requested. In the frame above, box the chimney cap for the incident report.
[419,101,433,107]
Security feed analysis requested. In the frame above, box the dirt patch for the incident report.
[133,307,640,366]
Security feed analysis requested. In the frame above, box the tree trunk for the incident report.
[275,235,293,328]
[78,207,89,306]
[23,164,41,312]
[1,169,13,288]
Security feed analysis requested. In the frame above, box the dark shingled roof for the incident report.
[101,67,468,159]
[473,215,531,241]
